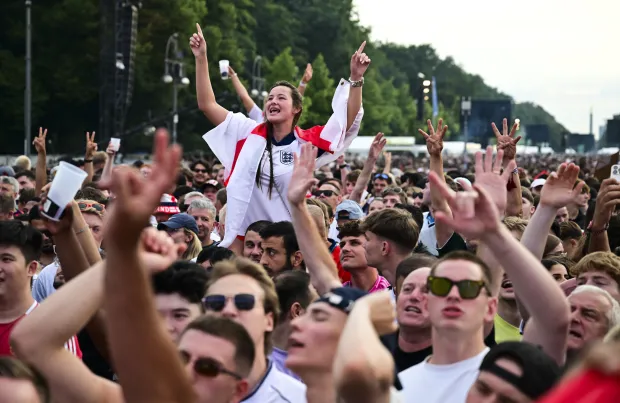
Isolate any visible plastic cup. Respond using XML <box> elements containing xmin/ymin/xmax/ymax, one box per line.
<box><xmin>110</xmin><ymin>137</ymin><xmax>121</xmax><ymax>152</ymax></box>
<box><xmin>219</xmin><ymin>60</ymin><xmax>229</xmax><ymax>80</ymax></box>
<box><xmin>42</xmin><ymin>162</ymin><xmax>87</xmax><ymax>221</ymax></box>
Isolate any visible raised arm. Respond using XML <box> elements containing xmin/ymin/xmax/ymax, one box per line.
<box><xmin>419</xmin><ymin>119</ymin><xmax>452</xmax><ymax>247</ymax></box>
<box><xmin>11</xmin><ymin>260</ymin><xmax>121</xmax><ymax>403</ymax></box>
<box><xmin>288</xmin><ymin>144</ymin><xmax>341</xmax><ymax>295</ymax></box>
<box><xmin>228</xmin><ymin>66</ymin><xmax>258</xmax><ymax>114</ymax></box>
<box><xmin>431</xmin><ymin>169</ymin><xmax>570</xmax><ymax>365</ymax></box>
<box><xmin>334</xmin><ymin>291</ymin><xmax>398</xmax><ymax>403</ymax></box>
<box><xmin>493</xmin><ymin>120</ymin><xmax>523</xmax><ymax>217</ymax></box>
<box><xmin>588</xmin><ymin>178</ymin><xmax>620</xmax><ymax>253</ymax></box>
<box><xmin>297</xmin><ymin>63</ymin><xmax>313</xmax><ymax>97</ymax></box>
<box><xmin>349</xmin><ymin>133</ymin><xmax>385</xmax><ymax>204</ymax></box>
<box><xmin>100</xmin><ymin>129</ymin><xmax>195</xmax><ymax>403</ymax></box>
<box><xmin>32</xmin><ymin>127</ymin><xmax>48</xmax><ymax>196</ymax></box>
<box><xmin>190</xmin><ymin>23</ymin><xmax>228</xmax><ymax>126</ymax></box>
<box><xmin>84</xmin><ymin>132</ymin><xmax>97</xmax><ymax>183</ymax></box>
<box><xmin>347</xmin><ymin>42</ymin><xmax>370</xmax><ymax>131</ymax></box>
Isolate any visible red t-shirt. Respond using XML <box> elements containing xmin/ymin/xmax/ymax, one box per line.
<box><xmin>0</xmin><ymin>301</ymin><xmax>82</xmax><ymax>358</ymax></box>
<box><xmin>330</xmin><ymin>243</ymin><xmax>351</xmax><ymax>283</ymax></box>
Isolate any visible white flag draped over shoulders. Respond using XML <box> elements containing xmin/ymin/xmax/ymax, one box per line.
<box><xmin>203</xmin><ymin>78</ymin><xmax>363</xmax><ymax>247</ymax></box>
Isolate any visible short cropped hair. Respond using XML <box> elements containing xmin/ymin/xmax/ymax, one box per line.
<box><xmin>559</xmin><ymin>221</ymin><xmax>583</xmax><ymax>241</ymax></box>
<box><xmin>208</xmin><ymin>258</ymin><xmax>280</xmax><ymax>354</ymax></box>
<box><xmin>152</xmin><ymin>261</ymin><xmax>209</xmax><ymax>312</ymax></box>
<box><xmin>396</xmin><ymin>253</ymin><xmax>439</xmax><ymax>284</ymax></box>
<box><xmin>273</xmin><ymin>271</ymin><xmax>313</xmax><ymax>323</ymax></box>
<box><xmin>182</xmin><ymin>316</ymin><xmax>255</xmax><ymax>378</ymax></box>
<box><xmin>0</xmin><ymin>221</ymin><xmax>42</xmax><ymax>263</ymax></box>
<box><xmin>571</xmin><ymin>252</ymin><xmax>620</xmax><ymax>290</ymax></box>
<box><xmin>16</xmin><ymin>170</ymin><xmax>35</xmax><ymax>182</ymax></box>
<box><xmin>216</xmin><ymin>188</ymin><xmax>227</xmax><ymax>206</ymax></box>
<box><xmin>245</xmin><ymin>220</ymin><xmax>272</xmax><ymax>236</ymax></box>
<box><xmin>259</xmin><ymin>221</ymin><xmax>300</xmax><ymax>257</ymax></box>
<box><xmin>361</xmin><ymin>208</ymin><xmax>419</xmax><ymax>253</ymax></box>
<box><xmin>188</xmin><ymin>198</ymin><xmax>216</xmax><ymax>219</ymax></box>
<box><xmin>338</xmin><ymin>220</ymin><xmax>364</xmax><ymax>240</ymax></box>
<box><xmin>432</xmin><ymin>251</ymin><xmax>494</xmax><ymax>290</ymax></box>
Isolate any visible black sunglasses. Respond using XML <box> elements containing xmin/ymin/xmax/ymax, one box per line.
<box><xmin>411</xmin><ymin>192</ymin><xmax>423</xmax><ymax>198</ymax></box>
<box><xmin>193</xmin><ymin>168</ymin><xmax>208</xmax><ymax>173</ymax></box>
<box><xmin>203</xmin><ymin>294</ymin><xmax>256</xmax><ymax>312</ymax></box>
<box><xmin>180</xmin><ymin>353</ymin><xmax>242</xmax><ymax>380</ymax></box>
<box><xmin>427</xmin><ymin>276</ymin><xmax>489</xmax><ymax>300</ymax></box>
<box><xmin>374</xmin><ymin>173</ymin><xmax>389</xmax><ymax>180</ymax></box>
<box><xmin>314</xmin><ymin>189</ymin><xmax>338</xmax><ymax>197</ymax></box>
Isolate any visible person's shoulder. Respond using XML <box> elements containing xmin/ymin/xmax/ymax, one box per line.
<box><xmin>271</xmin><ymin>367</ymin><xmax>306</xmax><ymax>391</ymax></box>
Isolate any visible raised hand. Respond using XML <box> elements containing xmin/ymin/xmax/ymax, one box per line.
<box><xmin>85</xmin><ymin>132</ymin><xmax>97</xmax><ymax>159</ymax></box>
<box><xmin>359</xmin><ymin>291</ymin><xmax>398</xmax><ymax>336</ymax></box>
<box><xmin>539</xmin><ymin>163</ymin><xmax>584</xmax><ymax>209</ymax></box>
<box><xmin>419</xmin><ymin>119</ymin><xmax>447</xmax><ymax>157</ymax></box>
<box><xmin>591</xmin><ymin>178</ymin><xmax>620</xmax><ymax>229</ymax></box>
<box><xmin>228</xmin><ymin>65</ymin><xmax>237</xmax><ymax>78</ymax></box>
<box><xmin>368</xmin><ymin>132</ymin><xmax>387</xmax><ymax>161</ymax></box>
<box><xmin>33</xmin><ymin>127</ymin><xmax>47</xmax><ymax>155</ymax></box>
<box><xmin>302</xmin><ymin>63</ymin><xmax>313</xmax><ymax>84</ymax></box>
<box><xmin>41</xmin><ymin>200</ymin><xmax>75</xmax><ymax>236</ymax></box>
<box><xmin>189</xmin><ymin>23</ymin><xmax>207</xmax><ymax>58</ymax></box>
<box><xmin>430</xmin><ymin>171</ymin><xmax>502</xmax><ymax>241</ymax></box>
<box><xmin>474</xmin><ymin>146</ymin><xmax>516</xmax><ymax>214</ymax></box>
<box><xmin>492</xmin><ymin>118</ymin><xmax>521</xmax><ymax>162</ymax></box>
<box><xmin>288</xmin><ymin>143</ymin><xmax>318</xmax><ymax>206</ymax></box>
<box><xmin>350</xmin><ymin>41</ymin><xmax>371</xmax><ymax>81</ymax></box>
<box><xmin>105</xmin><ymin>141</ymin><xmax>116</xmax><ymax>155</ymax></box>
<box><xmin>139</xmin><ymin>227</ymin><xmax>186</xmax><ymax>273</ymax></box>
<box><xmin>101</xmin><ymin>128</ymin><xmax>182</xmax><ymax>244</ymax></box>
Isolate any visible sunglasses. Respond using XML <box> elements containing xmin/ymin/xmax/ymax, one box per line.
<box><xmin>314</xmin><ymin>190</ymin><xmax>338</xmax><ymax>197</ymax></box>
<box><xmin>427</xmin><ymin>276</ymin><xmax>489</xmax><ymax>300</ymax></box>
<box><xmin>203</xmin><ymin>294</ymin><xmax>256</xmax><ymax>312</ymax></box>
<box><xmin>180</xmin><ymin>353</ymin><xmax>242</xmax><ymax>380</ymax></box>
<box><xmin>411</xmin><ymin>192</ymin><xmax>423</xmax><ymax>198</ymax></box>
<box><xmin>193</xmin><ymin>169</ymin><xmax>208</xmax><ymax>173</ymax></box>
<box><xmin>374</xmin><ymin>173</ymin><xmax>389</xmax><ymax>180</ymax></box>
<box><xmin>78</xmin><ymin>201</ymin><xmax>105</xmax><ymax>212</ymax></box>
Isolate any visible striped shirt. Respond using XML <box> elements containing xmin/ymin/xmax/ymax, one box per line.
<box><xmin>0</xmin><ymin>301</ymin><xmax>82</xmax><ymax>357</ymax></box>
<box><xmin>343</xmin><ymin>275</ymin><xmax>392</xmax><ymax>293</ymax></box>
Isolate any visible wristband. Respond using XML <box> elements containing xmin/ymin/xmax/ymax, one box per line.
<box><xmin>299</xmin><ymin>81</ymin><xmax>307</xmax><ymax>87</ymax></box>
<box><xmin>339</xmin><ymin>164</ymin><xmax>350</xmax><ymax>169</ymax></box>
<box><xmin>84</xmin><ymin>159</ymin><xmax>93</xmax><ymax>163</ymax></box>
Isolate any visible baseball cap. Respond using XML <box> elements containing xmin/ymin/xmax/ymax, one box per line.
<box><xmin>479</xmin><ymin>341</ymin><xmax>560</xmax><ymax>400</ymax></box>
<box><xmin>154</xmin><ymin>194</ymin><xmax>181</xmax><ymax>215</ymax></box>
<box><xmin>315</xmin><ymin>287</ymin><xmax>367</xmax><ymax>314</ymax></box>
<box><xmin>203</xmin><ymin>179</ymin><xmax>222</xmax><ymax>190</ymax></box>
<box><xmin>531</xmin><ymin>178</ymin><xmax>546</xmax><ymax>189</ymax></box>
<box><xmin>335</xmin><ymin>200</ymin><xmax>364</xmax><ymax>221</ymax></box>
<box><xmin>157</xmin><ymin>213</ymin><xmax>199</xmax><ymax>235</ymax></box>
<box><xmin>0</xmin><ymin>166</ymin><xmax>16</xmax><ymax>177</ymax></box>
<box><xmin>454</xmin><ymin>177</ymin><xmax>472</xmax><ymax>189</ymax></box>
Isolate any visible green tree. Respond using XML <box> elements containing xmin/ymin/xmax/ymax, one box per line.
<box><xmin>265</xmin><ymin>47</ymin><xmax>297</xmax><ymax>86</ymax></box>
<box><xmin>302</xmin><ymin>54</ymin><xmax>335</xmax><ymax>126</ymax></box>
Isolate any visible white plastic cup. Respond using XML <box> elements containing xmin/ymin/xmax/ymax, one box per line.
<box><xmin>42</xmin><ymin>162</ymin><xmax>88</xmax><ymax>221</ymax></box>
<box><xmin>110</xmin><ymin>137</ymin><xmax>121</xmax><ymax>152</ymax></box>
<box><xmin>219</xmin><ymin>60</ymin><xmax>229</xmax><ymax>80</ymax></box>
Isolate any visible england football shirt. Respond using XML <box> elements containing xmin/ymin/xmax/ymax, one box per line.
<box><xmin>242</xmin><ymin>360</ymin><xmax>306</xmax><ymax>403</ymax></box>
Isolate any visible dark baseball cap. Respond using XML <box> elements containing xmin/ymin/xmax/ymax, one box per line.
<box><xmin>157</xmin><ymin>213</ymin><xmax>199</xmax><ymax>236</ymax></box>
<box><xmin>479</xmin><ymin>341</ymin><xmax>560</xmax><ymax>400</ymax></box>
<box><xmin>316</xmin><ymin>287</ymin><xmax>367</xmax><ymax>314</ymax></box>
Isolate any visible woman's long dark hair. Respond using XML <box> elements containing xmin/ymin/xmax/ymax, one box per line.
<box><xmin>255</xmin><ymin>81</ymin><xmax>303</xmax><ymax>198</ymax></box>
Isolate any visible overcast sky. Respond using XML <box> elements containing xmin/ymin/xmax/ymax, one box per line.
<box><xmin>354</xmin><ymin>0</ymin><xmax>619</xmax><ymax>134</ymax></box>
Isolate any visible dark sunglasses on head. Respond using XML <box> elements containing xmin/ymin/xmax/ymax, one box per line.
<box><xmin>427</xmin><ymin>276</ymin><xmax>489</xmax><ymax>300</ymax></box>
<box><xmin>180</xmin><ymin>353</ymin><xmax>242</xmax><ymax>380</ymax></box>
<box><xmin>314</xmin><ymin>189</ymin><xmax>338</xmax><ymax>197</ymax></box>
<box><xmin>78</xmin><ymin>201</ymin><xmax>105</xmax><ymax>212</ymax></box>
<box><xmin>374</xmin><ymin>173</ymin><xmax>389</xmax><ymax>180</ymax></box>
<box><xmin>193</xmin><ymin>168</ymin><xmax>208</xmax><ymax>173</ymax></box>
<box><xmin>203</xmin><ymin>294</ymin><xmax>256</xmax><ymax>312</ymax></box>
<box><xmin>411</xmin><ymin>192</ymin><xmax>423</xmax><ymax>198</ymax></box>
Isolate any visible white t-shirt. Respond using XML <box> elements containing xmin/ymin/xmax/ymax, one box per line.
<box><xmin>419</xmin><ymin>212</ymin><xmax>438</xmax><ymax>256</ymax></box>
<box><xmin>398</xmin><ymin>347</ymin><xmax>489</xmax><ymax>403</ymax></box>
<box><xmin>242</xmin><ymin>360</ymin><xmax>307</xmax><ymax>403</ymax></box>
<box><xmin>249</xmin><ymin>104</ymin><xmax>264</xmax><ymax>123</ymax></box>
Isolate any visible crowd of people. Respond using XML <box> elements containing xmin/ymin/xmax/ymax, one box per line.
<box><xmin>1</xmin><ymin>22</ymin><xmax>620</xmax><ymax>403</ymax></box>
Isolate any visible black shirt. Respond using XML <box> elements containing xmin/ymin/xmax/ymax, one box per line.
<box><xmin>77</xmin><ymin>331</ymin><xmax>116</xmax><ymax>382</ymax></box>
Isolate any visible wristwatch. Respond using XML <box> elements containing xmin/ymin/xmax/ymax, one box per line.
<box><xmin>348</xmin><ymin>77</ymin><xmax>364</xmax><ymax>87</ymax></box>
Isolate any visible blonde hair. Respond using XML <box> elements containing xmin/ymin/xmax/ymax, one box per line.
<box><xmin>182</xmin><ymin>229</ymin><xmax>202</xmax><ymax>261</ymax></box>
<box><xmin>571</xmin><ymin>252</ymin><xmax>620</xmax><ymax>288</ymax></box>
<box><xmin>503</xmin><ymin>217</ymin><xmax>529</xmax><ymax>236</ymax></box>
<box><xmin>14</xmin><ymin>156</ymin><xmax>31</xmax><ymax>171</ymax></box>
<box><xmin>208</xmin><ymin>258</ymin><xmax>280</xmax><ymax>354</ymax></box>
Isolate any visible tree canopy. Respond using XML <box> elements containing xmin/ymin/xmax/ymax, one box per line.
<box><xmin>0</xmin><ymin>0</ymin><xmax>568</xmax><ymax>154</ymax></box>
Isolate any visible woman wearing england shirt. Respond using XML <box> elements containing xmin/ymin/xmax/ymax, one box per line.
<box><xmin>190</xmin><ymin>23</ymin><xmax>369</xmax><ymax>251</ymax></box>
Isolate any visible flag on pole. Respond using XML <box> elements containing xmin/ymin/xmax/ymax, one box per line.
<box><xmin>431</xmin><ymin>76</ymin><xmax>439</xmax><ymax>117</ymax></box>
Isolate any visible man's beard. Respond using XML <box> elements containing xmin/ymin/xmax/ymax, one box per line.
<box><xmin>42</xmin><ymin>241</ymin><xmax>54</xmax><ymax>255</ymax></box>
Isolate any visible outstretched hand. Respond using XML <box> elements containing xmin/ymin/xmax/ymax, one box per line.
<box><xmin>430</xmin><ymin>171</ymin><xmax>502</xmax><ymax>241</ymax></box>
<box><xmin>302</xmin><ymin>63</ymin><xmax>313</xmax><ymax>84</ymax></box>
<box><xmin>350</xmin><ymin>41</ymin><xmax>371</xmax><ymax>81</ymax></box>
<box><xmin>492</xmin><ymin>118</ymin><xmax>521</xmax><ymax>162</ymax></box>
<box><xmin>474</xmin><ymin>146</ymin><xmax>516</xmax><ymax>214</ymax></box>
<box><xmin>539</xmin><ymin>163</ymin><xmax>584</xmax><ymax>209</ymax></box>
<box><xmin>100</xmin><ymin>128</ymin><xmax>182</xmax><ymax>247</ymax></box>
<box><xmin>288</xmin><ymin>143</ymin><xmax>318</xmax><ymax>206</ymax></box>
<box><xmin>419</xmin><ymin>119</ymin><xmax>447</xmax><ymax>157</ymax></box>
<box><xmin>368</xmin><ymin>132</ymin><xmax>387</xmax><ymax>161</ymax></box>
<box><xmin>189</xmin><ymin>23</ymin><xmax>207</xmax><ymax>58</ymax></box>
<box><xmin>33</xmin><ymin>127</ymin><xmax>47</xmax><ymax>155</ymax></box>
<box><xmin>85</xmin><ymin>132</ymin><xmax>97</xmax><ymax>159</ymax></box>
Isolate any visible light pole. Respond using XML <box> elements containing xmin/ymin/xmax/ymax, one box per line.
<box><xmin>25</xmin><ymin>0</ymin><xmax>32</xmax><ymax>155</ymax></box>
<box><xmin>163</xmin><ymin>33</ymin><xmax>189</xmax><ymax>144</ymax></box>
<box><xmin>461</xmin><ymin>97</ymin><xmax>472</xmax><ymax>170</ymax></box>
<box><xmin>251</xmin><ymin>56</ymin><xmax>268</xmax><ymax>104</ymax></box>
